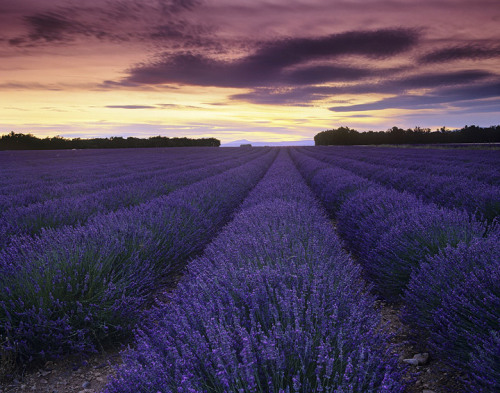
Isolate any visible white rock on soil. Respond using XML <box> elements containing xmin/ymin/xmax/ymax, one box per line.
<box><xmin>414</xmin><ymin>353</ymin><xmax>429</xmax><ymax>365</ymax></box>
<box><xmin>403</xmin><ymin>352</ymin><xmax>429</xmax><ymax>366</ymax></box>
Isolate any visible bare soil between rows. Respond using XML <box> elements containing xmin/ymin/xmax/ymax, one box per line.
<box><xmin>1</xmin><ymin>345</ymin><xmax>124</xmax><ymax>393</ymax></box>
<box><xmin>375</xmin><ymin>300</ymin><xmax>465</xmax><ymax>393</ymax></box>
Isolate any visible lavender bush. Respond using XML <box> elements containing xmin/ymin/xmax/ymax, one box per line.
<box><xmin>365</xmin><ymin>204</ymin><xmax>486</xmax><ymax>301</ymax></box>
<box><xmin>308</xmin><ymin>167</ymin><xmax>372</xmax><ymax>214</ymax></box>
<box><xmin>336</xmin><ymin>187</ymin><xmax>419</xmax><ymax>257</ymax></box>
<box><xmin>292</xmin><ymin>148</ymin><xmax>488</xmax><ymax>301</ymax></box>
<box><xmin>292</xmin><ymin>147</ymin><xmax>497</xmax><ymax>390</ymax></box>
<box><xmin>403</xmin><ymin>228</ymin><xmax>500</xmax><ymax>391</ymax></box>
<box><xmin>0</xmin><ymin>148</ymin><xmax>224</xmax><ymax>209</ymax></box>
<box><xmin>2</xmin><ymin>144</ymin><xmax>495</xmax><ymax>390</ymax></box>
<box><xmin>308</xmin><ymin>146</ymin><xmax>500</xmax><ymax>185</ymax></box>
<box><xmin>0</xmin><ymin>150</ymin><xmax>275</xmax><ymax>368</ymax></box>
<box><xmin>0</xmin><ymin>150</ymin><xmax>261</xmax><ymax>248</ymax></box>
<box><xmin>298</xmin><ymin>147</ymin><xmax>500</xmax><ymax>220</ymax></box>
<box><xmin>104</xmin><ymin>151</ymin><xmax>405</xmax><ymax>392</ymax></box>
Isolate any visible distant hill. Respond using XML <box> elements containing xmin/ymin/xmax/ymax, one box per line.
<box><xmin>221</xmin><ymin>139</ymin><xmax>314</xmax><ymax>147</ymax></box>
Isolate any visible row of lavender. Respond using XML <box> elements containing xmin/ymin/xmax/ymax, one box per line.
<box><xmin>0</xmin><ymin>148</ymin><xmax>193</xmax><ymax>200</ymax></box>
<box><xmin>307</xmin><ymin>146</ymin><xmax>500</xmax><ymax>185</ymax></box>
<box><xmin>0</xmin><ymin>147</ymin><xmax>231</xmax><ymax>184</ymax></box>
<box><xmin>105</xmin><ymin>149</ymin><xmax>405</xmax><ymax>392</ymax></box>
<box><xmin>0</xmin><ymin>148</ymin><xmax>275</xmax><ymax>370</ymax></box>
<box><xmin>310</xmin><ymin>144</ymin><xmax>500</xmax><ymax>167</ymax></box>
<box><xmin>0</xmin><ymin>148</ymin><xmax>257</xmax><ymax>211</ymax></box>
<box><xmin>291</xmin><ymin>148</ymin><xmax>499</xmax><ymax>392</ymax></box>
<box><xmin>300</xmin><ymin>146</ymin><xmax>500</xmax><ymax>220</ymax></box>
<box><xmin>0</xmin><ymin>149</ymin><xmax>264</xmax><ymax>248</ymax></box>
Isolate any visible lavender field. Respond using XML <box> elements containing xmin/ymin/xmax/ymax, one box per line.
<box><xmin>0</xmin><ymin>146</ymin><xmax>498</xmax><ymax>392</ymax></box>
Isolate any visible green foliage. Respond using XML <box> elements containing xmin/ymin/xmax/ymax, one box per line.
<box><xmin>314</xmin><ymin>125</ymin><xmax>500</xmax><ymax>145</ymax></box>
<box><xmin>0</xmin><ymin>132</ymin><xmax>220</xmax><ymax>150</ymax></box>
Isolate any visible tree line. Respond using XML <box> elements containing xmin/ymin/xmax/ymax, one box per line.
<box><xmin>0</xmin><ymin>132</ymin><xmax>220</xmax><ymax>150</ymax></box>
<box><xmin>314</xmin><ymin>125</ymin><xmax>500</xmax><ymax>146</ymax></box>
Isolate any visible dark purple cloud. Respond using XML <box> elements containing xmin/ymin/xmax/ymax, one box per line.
<box><xmin>24</xmin><ymin>12</ymin><xmax>76</xmax><ymax>42</ymax></box>
<box><xmin>231</xmin><ymin>70</ymin><xmax>496</xmax><ymax>105</ymax></box>
<box><xmin>7</xmin><ymin>0</ymin><xmax>209</xmax><ymax>47</ymax></box>
<box><xmin>328</xmin><ymin>80</ymin><xmax>500</xmax><ymax>112</ymax></box>
<box><xmin>157</xmin><ymin>103</ymin><xmax>201</xmax><ymax>109</ymax></box>
<box><xmin>396</xmin><ymin>70</ymin><xmax>493</xmax><ymax>88</ymax></box>
<box><xmin>284</xmin><ymin>65</ymin><xmax>373</xmax><ymax>85</ymax></box>
<box><xmin>419</xmin><ymin>44</ymin><xmax>500</xmax><ymax>64</ymax></box>
<box><xmin>237</xmin><ymin>28</ymin><xmax>419</xmax><ymax>69</ymax></box>
<box><xmin>5</xmin><ymin>10</ymin><xmax>104</xmax><ymax>46</ymax></box>
<box><xmin>122</xmin><ymin>28</ymin><xmax>419</xmax><ymax>87</ymax></box>
<box><xmin>231</xmin><ymin>86</ymin><xmax>340</xmax><ymax>105</ymax></box>
<box><xmin>9</xmin><ymin>9</ymin><xmax>127</xmax><ymax>45</ymax></box>
<box><xmin>125</xmin><ymin>53</ymin><xmax>250</xmax><ymax>87</ymax></box>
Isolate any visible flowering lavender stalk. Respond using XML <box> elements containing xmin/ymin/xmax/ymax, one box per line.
<box><xmin>104</xmin><ymin>150</ymin><xmax>404</xmax><ymax>393</ymax></box>
<box><xmin>0</xmin><ymin>149</ymin><xmax>275</xmax><ymax>367</ymax></box>
<box><xmin>297</xmin><ymin>146</ymin><xmax>500</xmax><ymax>220</ymax></box>
<box><xmin>291</xmin><ymin>148</ymin><xmax>487</xmax><ymax>301</ymax></box>
<box><xmin>0</xmin><ymin>149</ymin><xmax>263</xmax><ymax>248</ymax></box>
<box><xmin>336</xmin><ymin>187</ymin><xmax>420</xmax><ymax>257</ymax></box>
<box><xmin>0</xmin><ymin>148</ymin><xmax>223</xmax><ymax>209</ymax></box>
<box><xmin>292</xmin><ymin>147</ymin><xmax>497</xmax><ymax>391</ymax></box>
<box><xmin>403</xmin><ymin>227</ymin><xmax>500</xmax><ymax>392</ymax></box>
<box><xmin>364</xmin><ymin>204</ymin><xmax>486</xmax><ymax>301</ymax></box>
<box><xmin>0</xmin><ymin>148</ymin><xmax>263</xmax><ymax>211</ymax></box>
<box><xmin>307</xmin><ymin>145</ymin><xmax>500</xmax><ymax>185</ymax></box>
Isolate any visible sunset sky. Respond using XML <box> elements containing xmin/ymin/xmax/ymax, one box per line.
<box><xmin>1</xmin><ymin>0</ymin><xmax>499</xmax><ymax>143</ymax></box>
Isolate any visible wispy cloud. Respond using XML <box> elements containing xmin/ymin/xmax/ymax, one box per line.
<box><xmin>329</xmin><ymin>80</ymin><xmax>500</xmax><ymax>112</ymax></box>
<box><xmin>6</xmin><ymin>0</ymin><xmax>210</xmax><ymax>48</ymax></box>
<box><xmin>104</xmin><ymin>104</ymin><xmax>204</xmax><ymax>110</ymax></box>
<box><xmin>419</xmin><ymin>44</ymin><xmax>500</xmax><ymax>64</ymax></box>
<box><xmin>105</xmin><ymin>105</ymin><xmax>156</xmax><ymax>109</ymax></box>
<box><xmin>231</xmin><ymin>70</ymin><xmax>496</xmax><ymax>105</ymax></box>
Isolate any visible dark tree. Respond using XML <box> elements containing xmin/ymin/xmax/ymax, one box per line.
<box><xmin>314</xmin><ymin>125</ymin><xmax>500</xmax><ymax>145</ymax></box>
<box><xmin>0</xmin><ymin>132</ymin><xmax>220</xmax><ymax>150</ymax></box>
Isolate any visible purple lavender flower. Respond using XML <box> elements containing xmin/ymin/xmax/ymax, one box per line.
<box><xmin>403</xmin><ymin>227</ymin><xmax>500</xmax><ymax>391</ymax></box>
<box><xmin>104</xmin><ymin>150</ymin><xmax>404</xmax><ymax>392</ymax></box>
<box><xmin>0</xmin><ymin>148</ymin><xmax>275</xmax><ymax>365</ymax></box>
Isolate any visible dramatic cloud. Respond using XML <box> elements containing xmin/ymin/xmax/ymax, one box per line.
<box><xmin>395</xmin><ymin>70</ymin><xmax>493</xmax><ymax>88</ymax></box>
<box><xmin>122</xmin><ymin>28</ymin><xmax>418</xmax><ymax>87</ymax></box>
<box><xmin>283</xmin><ymin>65</ymin><xmax>374</xmax><ymax>85</ymax></box>
<box><xmin>7</xmin><ymin>0</ymin><xmax>209</xmax><ymax>47</ymax></box>
<box><xmin>329</xmin><ymin>80</ymin><xmax>500</xmax><ymax>112</ymax></box>
<box><xmin>9</xmin><ymin>10</ymin><xmax>121</xmax><ymax>45</ymax></box>
<box><xmin>231</xmin><ymin>70</ymin><xmax>496</xmax><ymax>105</ymax></box>
<box><xmin>419</xmin><ymin>44</ymin><xmax>500</xmax><ymax>64</ymax></box>
<box><xmin>24</xmin><ymin>12</ymin><xmax>78</xmax><ymax>42</ymax></box>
